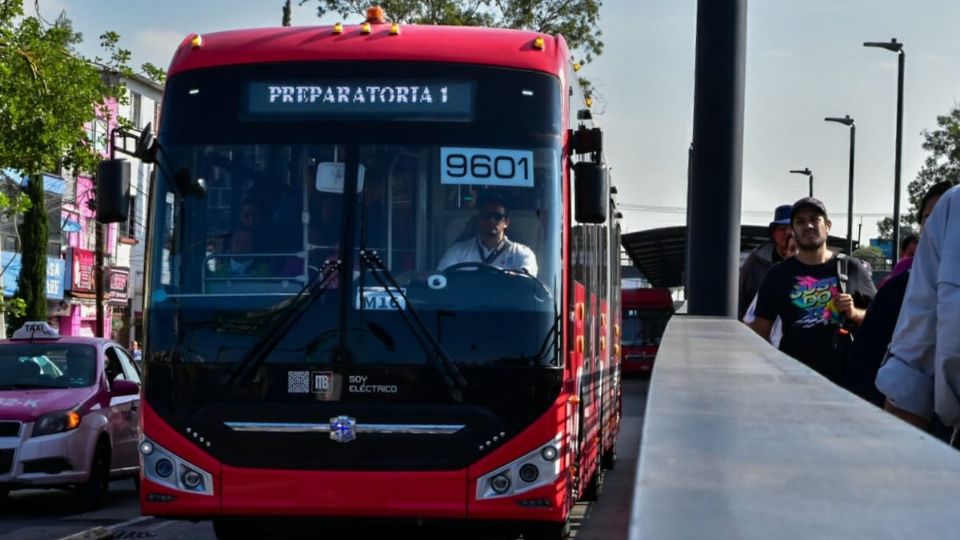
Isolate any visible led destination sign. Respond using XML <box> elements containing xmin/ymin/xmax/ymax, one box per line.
<box><xmin>246</xmin><ymin>81</ymin><xmax>474</xmax><ymax>121</ymax></box>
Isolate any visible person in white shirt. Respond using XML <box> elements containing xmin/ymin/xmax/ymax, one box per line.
<box><xmin>876</xmin><ymin>184</ymin><xmax>960</xmax><ymax>438</ymax></box>
<box><xmin>436</xmin><ymin>191</ymin><xmax>538</xmax><ymax>276</ymax></box>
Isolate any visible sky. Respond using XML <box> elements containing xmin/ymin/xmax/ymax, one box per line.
<box><xmin>36</xmin><ymin>0</ymin><xmax>960</xmax><ymax>243</ymax></box>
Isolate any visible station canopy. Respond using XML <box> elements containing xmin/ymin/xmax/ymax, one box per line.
<box><xmin>621</xmin><ymin>225</ymin><xmax>854</xmax><ymax>289</ymax></box>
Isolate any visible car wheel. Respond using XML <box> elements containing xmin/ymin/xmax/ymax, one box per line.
<box><xmin>79</xmin><ymin>441</ymin><xmax>110</xmax><ymax>510</ymax></box>
<box><xmin>213</xmin><ymin>519</ymin><xmax>264</xmax><ymax>540</ymax></box>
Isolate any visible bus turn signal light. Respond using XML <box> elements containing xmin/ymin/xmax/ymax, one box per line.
<box><xmin>361</xmin><ymin>22</ymin><xmax>372</xmax><ymax>34</ymax></box>
<box><xmin>366</xmin><ymin>5</ymin><xmax>387</xmax><ymax>23</ymax></box>
<box><xmin>390</xmin><ymin>23</ymin><xmax>400</xmax><ymax>35</ymax></box>
<box><xmin>333</xmin><ymin>22</ymin><xmax>343</xmax><ymax>34</ymax></box>
<box><xmin>534</xmin><ymin>36</ymin><xmax>545</xmax><ymax>50</ymax></box>
<box><xmin>191</xmin><ymin>35</ymin><xmax>203</xmax><ymax>49</ymax></box>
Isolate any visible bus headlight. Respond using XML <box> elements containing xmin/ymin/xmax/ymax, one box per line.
<box><xmin>519</xmin><ymin>463</ymin><xmax>540</xmax><ymax>483</ymax></box>
<box><xmin>476</xmin><ymin>435</ymin><xmax>563</xmax><ymax>500</ymax></box>
<box><xmin>490</xmin><ymin>473</ymin><xmax>512</xmax><ymax>494</ymax></box>
<box><xmin>140</xmin><ymin>438</ymin><xmax>214</xmax><ymax>496</ymax></box>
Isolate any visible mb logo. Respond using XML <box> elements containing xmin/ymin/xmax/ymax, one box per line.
<box><xmin>312</xmin><ymin>372</ymin><xmax>334</xmax><ymax>395</ymax></box>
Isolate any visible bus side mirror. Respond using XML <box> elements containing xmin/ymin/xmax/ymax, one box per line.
<box><xmin>570</xmin><ymin>127</ymin><xmax>602</xmax><ymax>155</ymax></box>
<box><xmin>96</xmin><ymin>159</ymin><xmax>130</xmax><ymax>224</ymax></box>
<box><xmin>574</xmin><ymin>162</ymin><xmax>608</xmax><ymax>224</ymax></box>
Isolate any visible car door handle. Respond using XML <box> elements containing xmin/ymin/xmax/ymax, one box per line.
<box><xmin>130</xmin><ymin>402</ymin><xmax>139</xmax><ymax>412</ymax></box>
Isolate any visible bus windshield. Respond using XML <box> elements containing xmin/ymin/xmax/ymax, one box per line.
<box><xmin>622</xmin><ymin>309</ymin><xmax>671</xmax><ymax>348</ymax></box>
<box><xmin>147</xmin><ymin>62</ymin><xmax>563</xmax><ymax>368</ymax></box>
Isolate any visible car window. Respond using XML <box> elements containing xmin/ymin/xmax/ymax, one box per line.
<box><xmin>104</xmin><ymin>347</ymin><xmax>127</xmax><ymax>384</ymax></box>
<box><xmin>113</xmin><ymin>347</ymin><xmax>141</xmax><ymax>385</ymax></box>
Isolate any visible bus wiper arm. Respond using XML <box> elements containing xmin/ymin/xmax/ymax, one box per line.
<box><xmin>358</xmin><ymin>250</ymin><xmax>467</xmax><ymax>401</ymax></box>
<box><xmin>223</xmin><ymin>259</ymin><xmax>342</xmax><ymax>387</ymax></box>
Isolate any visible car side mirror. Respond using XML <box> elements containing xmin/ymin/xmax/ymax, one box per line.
<box><xmin>111</xmin><ymin>379</ymin><xmax>139</xmax><ymax>397</ymax></box>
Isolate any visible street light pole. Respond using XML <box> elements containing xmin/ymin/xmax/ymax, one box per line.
<box><xmin>825</xmin><ymin>115</ymin><xmax>856</xmax><ymax>255</ymax></box>
<box><xmin>864</xmin><ymin>38</ymin><xmax>905</xmax><ymax>260</ymax></box>
<box><xmin>789</xmin><ymin>168</ymin><xmax>813</xmax><ymax>197</ymax></box>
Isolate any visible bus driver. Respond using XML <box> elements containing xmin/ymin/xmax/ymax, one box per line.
<box><xmin>437</xmin><ymin>191</ymin><xmax>538</xmax><ymax>276</ymax></box>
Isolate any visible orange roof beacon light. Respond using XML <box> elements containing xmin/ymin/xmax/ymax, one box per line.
<box><xmin>333</xmin><ymin>22</ymin><xmax>344</xmax><ymax>35</ymax></box>
<box><xmin>191</xmin><ymin>34</ymin><xmax>203</xmax><ymax>49</ymax></box>
<box><xmin>366</xmin><ymin>5</ymin><xmax>387</xmax><ymax>24</ymax></box>
<box><xmin>533</xmin><ymin>36</ymin><xmax>545</xmax><ymax>50</ymax></box>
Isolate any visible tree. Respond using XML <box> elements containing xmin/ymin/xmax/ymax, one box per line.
<box><xmin>299</xmin><ymin>0</ymin><xmax>604</xmax><ymax>77</ymax></box>
<box><xmin>0</xmin><ymin>1</ymin><xmax>131</xmax><ymax>327</ymax></box>
<box><xmin>876</xmin><ymin>104</ymin><xmax>960</xmax><ymax>240</ymax></box>
<box><xmin>852</xmin><ymin>245</ymin><xmax>885</xmax><ymax>272</ymax></box>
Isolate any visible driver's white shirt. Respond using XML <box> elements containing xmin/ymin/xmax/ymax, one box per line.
<box><xmin>436</xmin><ymin>236</ymin><xmax>538</xmax><ymax>276</ymax></box>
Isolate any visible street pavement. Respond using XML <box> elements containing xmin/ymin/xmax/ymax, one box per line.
<box><xmin>0</xmin><ymin>378</ymin><xmax>650</xmax><ymax>540</ymax></box>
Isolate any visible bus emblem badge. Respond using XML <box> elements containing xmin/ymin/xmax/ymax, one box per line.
<box><xmin>330</xmin><ymin>415</ymin><xmax>357</xmax><ymax>443</ymax></box>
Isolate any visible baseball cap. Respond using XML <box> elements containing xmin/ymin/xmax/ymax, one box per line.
<box><xmin>769</xmin><ymin>205</ymin><xmax>792</xmax><ymax>228</ymax></box>
<box><xmin>790</xmin><ymin>197</ymin><xmax>828</xmax><ymax>221</ymax></box>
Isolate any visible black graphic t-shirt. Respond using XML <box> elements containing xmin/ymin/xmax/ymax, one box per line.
<box><xmin>755</xmin><ymin>255</ymin><xmax>876</xmax><ymax>383</ymax></box>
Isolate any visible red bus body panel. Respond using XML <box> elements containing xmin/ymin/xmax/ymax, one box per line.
<box><xmin>168</xmin><ymin>25</ymin><xmax>567</xmax><ymax>79</ymax></box>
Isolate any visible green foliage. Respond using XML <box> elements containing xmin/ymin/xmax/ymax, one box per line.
<box><xmin>0</xmin><ymin>1</ymin><xmax>133</xmax><ymax>321</ymax></box>
<box><xmin>875</xmin><ymin>216</ymin><xmax>915</xmax><ymax>242</ymax></box>
<box><xmin>875</xmin><ymin>104</ymin><xmax>960</xmax><ymax>240</ymax></box>
<box><xmin>852</xmin><ymin>245</ymin><xmax>886</xmax><ymax>271</ymax></box>
<box><xmin>12</xmin><ymin>174</ymin><xmax>47</xmax><ymax>327</ymax></box>
<box><xmin>140</xmin><ymin>62</ymin><xmax>166</xmax><ymax>85</ymax></box>
<box><xmin>300</xmin><ymin>0</ymin><xmax>604</xmax><ymax>68</ymax></box>
<box><xmin>4</xmin><ymin>297</ymin><xmax>25</xmax><ymax>319</ymax></box>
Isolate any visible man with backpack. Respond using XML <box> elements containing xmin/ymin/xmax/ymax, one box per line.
<box><xmin>749</xmin><ymin>197</ymin><xmax>877</xmax><ymax>384</ymax></box>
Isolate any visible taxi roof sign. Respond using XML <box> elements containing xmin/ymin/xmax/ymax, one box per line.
<box><xmin>12</xmin><ymin>321</ymin><xmax>61</xmax><ymax>340</ymax></box>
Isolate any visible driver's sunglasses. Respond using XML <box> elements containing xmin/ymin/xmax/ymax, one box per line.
<box><xmin>480</xmin><ymin>211</ymin><xmax>506</xmax><ymax>222</ymax></box>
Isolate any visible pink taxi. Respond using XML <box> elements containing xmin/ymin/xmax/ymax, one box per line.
<box><xmin>0</xmin><ymin>322</ymin><xmax>141</xmax><ymax>508</ymax></box>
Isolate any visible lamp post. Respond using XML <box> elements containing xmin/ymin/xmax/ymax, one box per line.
<box><xmin>864</xmin><ymin>38</ymin><xmax>905</xmax><ymax>260</ymax></box>
<box><xmin>825</xmin><ymin>115</ymin><xmax>856</xmax><ymax>255</ymax></box>
<box><xmin>789</xmin><ymin>168</ymin><xmax>814</xmax><ymax>197</ymax></box>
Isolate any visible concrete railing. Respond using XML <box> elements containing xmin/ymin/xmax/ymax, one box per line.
<box><xmin>630</xmin><ymin>316</ymin><xmax>960</xmax><ymax>540</ymax></box>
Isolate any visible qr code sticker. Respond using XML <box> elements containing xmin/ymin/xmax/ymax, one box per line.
<box><xmin>288</xmin><ymin>371</ymin><xmax>310</xmax><ymax>394</ymax></box>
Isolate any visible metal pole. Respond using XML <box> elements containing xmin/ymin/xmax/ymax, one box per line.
<box><xmin>687</xmin><ymin>0</ymin><xmax>747</xmax><ymax>317</ymax></box>
<box><xmin>892</xmin><ymin>50</ymin><xmax>905</xmax><ymax>260</ymax></box>
<box><xmin>809</xmin><ymin>174</ymin><xmax>813</xmax><ymax>198</ymax></box>
<box><xmin>95</xmin><ymin>222</ymin><xmax>104</xmax><ymax>338</ymax></box>
<box><xmin>847</xmin><ymin>124</ymin><xmax>856</xmax><ymax>255</ymax></box>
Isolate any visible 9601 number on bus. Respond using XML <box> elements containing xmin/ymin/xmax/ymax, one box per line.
<box><xmin>440</xmin><ymin>147</ymin><xmax>534</xmax><ymax>187</ymax></box>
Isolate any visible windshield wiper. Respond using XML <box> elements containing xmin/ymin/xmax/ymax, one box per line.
<box><xmin>358</xmin><ymin>250</ymin><xmax>467</xmax><ymax>401</ymax></box>
<box><xmin>223</xmin><ymin>259</ymin><xmax>342</xmax><ymax>387</ymax></box>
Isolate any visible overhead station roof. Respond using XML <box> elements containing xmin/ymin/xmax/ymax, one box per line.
<box><xmin>621</xmin><ymin>226</ymin><xmax>853</xmax><ymax>289</ymax></box>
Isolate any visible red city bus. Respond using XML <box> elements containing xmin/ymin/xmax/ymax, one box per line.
<box><xmin>98</xmin><ymin>12</ymin><xmax>621</xmax><ymax>540</ymax></box>
<box><xmin>620</xmin><ymin>288</ymin><xmax>674</xmax><ymax>375</ymax></box>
